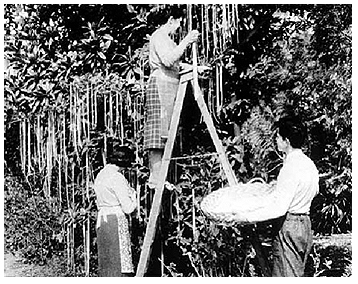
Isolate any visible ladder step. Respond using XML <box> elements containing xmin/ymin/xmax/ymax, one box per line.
<box><xmin>169</xmin><ymin>152</ymin><xmax>217</xmax><ymax>161</ymax></box>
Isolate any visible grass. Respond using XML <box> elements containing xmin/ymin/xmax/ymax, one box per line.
<box><xmin>4</xmin><ymin>233</ymin><xmax>351</xmax><ymax>277</ymax></box>
<box><xmin>4</xmin><ymin>251</ymin><xmax>67</xmax><ymax>277</ymax></box>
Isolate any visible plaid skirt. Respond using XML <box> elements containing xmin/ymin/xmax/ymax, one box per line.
<box><xmin>143</xmin><ymin>75</ymin><xmax>179</xmax><ymax>150</ymax></box>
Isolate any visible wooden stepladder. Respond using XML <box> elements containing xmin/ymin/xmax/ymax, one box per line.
<box><xmin>136</xmin><ymin>65</ymin><xmax>270</xmax><ymax>277</ymax></box>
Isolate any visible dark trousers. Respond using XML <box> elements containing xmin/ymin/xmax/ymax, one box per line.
<box><xmin>271</xmin><ymin>213</ymin><xmax>313</xmax><ymax>277</ymax></box>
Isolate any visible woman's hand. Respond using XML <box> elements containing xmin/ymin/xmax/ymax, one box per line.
<box><xmin>197</xmin><ymin>65</ymin><xmax>211</xmax><ymax>74</ymax></box>
<box><xmin>185</xmin><ymin>30</ymin><xmax>200</xmax><ymax>44</ymax></box>
<box><xmin>179</xmin><ymin>63</ymin><xmax>211</xmax><ymax>75</ymax></box>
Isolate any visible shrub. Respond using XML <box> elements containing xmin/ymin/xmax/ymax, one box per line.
<box><xmin>4</xmin><ymin>171</ymin><xmax>65</xmax><ymax>264</ymax></box>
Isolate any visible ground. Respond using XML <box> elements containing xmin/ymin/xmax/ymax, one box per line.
<box><xmin>3</xmin><ymin>233</ymin><xmax>352</xmax><ymax>277</ymax></box>
<box><xmin>4</xmin><ymin>252</ymin><xmax>58</xmax><ymax>277</ymax></box>
<box><xmin>309</xmin><ymin>233</ymin><xmax>352</xmax><ymax>277</ymax></box>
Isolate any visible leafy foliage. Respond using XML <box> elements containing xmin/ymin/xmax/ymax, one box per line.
<box><xmin>225</xmin><ymin>5</ymin><xmax>352</xmax><ymax>234</ymax></box>
<box><xmin>142</xmin><ymin>155</ymin><xmax>266</xmax><ymax>276</ymax></box>
<box><xmin>4</xmin><ymin>3</ymin><xmax>351</xmax><ymax>276</ymax></box>
<box><xmin>4</xmin><ymin>173</ymin><xmax>64</xmax><ymax>263</ymax></box>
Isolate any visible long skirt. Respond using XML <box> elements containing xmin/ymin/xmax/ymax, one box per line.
<box><xmin>96</xmin><ymin>207</ymin><xmax>134</xmax><ymax>276</ymax></box>
<box><xmin>271</xmin><ymin>213</ymin><xmax>313</xmax><ymax>277</ymax></box>
<box><xmin>143</xmin><ymin>74</ymin><xmax>179</xmax><ymax>150</ymax></box>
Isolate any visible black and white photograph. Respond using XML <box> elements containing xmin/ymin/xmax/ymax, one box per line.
<box><xmin>3</xmin><ymin>3</ymin><xmax>352</xmax><ymax>277</ymax></box>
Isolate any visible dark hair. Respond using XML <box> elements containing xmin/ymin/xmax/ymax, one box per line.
<box><xmin>148</xmin><ymin>4</ymin><xmax>186</xmax><ymax>27</ymax></box>
<box><xmin>276</xmin><ymin>115</ymin><xmax>307</xmax><ymax>148</ymax></box>
<box><xmin>107</xmin><ymin>144</ymin><xmax>134</xmax><ymax>168</ymax></box>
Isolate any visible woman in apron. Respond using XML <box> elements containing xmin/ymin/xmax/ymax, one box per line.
<box><xmin>93</xmin><ymin>145</ymin><xmax>137</xmax><ymax>277</ymax></box>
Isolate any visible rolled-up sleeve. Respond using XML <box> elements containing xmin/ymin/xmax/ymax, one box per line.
<box><xmin>244</xmin><ymin>165</ymin><xmax>297</xmax><ymax>223</ymax></box>
<box><xmin>152</xmin><ymin>33</ymin><xmax>187</xmax><ymax>68</ymax></box>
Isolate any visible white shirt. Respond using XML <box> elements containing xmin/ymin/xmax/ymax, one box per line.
<box><xmin>93</xmin><ymin>164</ymin><xmax>136</xmax><ymax>214</ymax></box>
<box><xmin>245</xmin><ymin>149</ymin><xmax>319</xmax><ymax>223</ymax></box>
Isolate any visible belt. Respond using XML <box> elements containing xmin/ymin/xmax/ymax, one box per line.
<box><xmin>288</xmin><ymin>212</ymin><xmax>309</xmax><ymax>216</ymax></box>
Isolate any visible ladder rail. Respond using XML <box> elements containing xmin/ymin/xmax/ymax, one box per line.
<box><xmin>136</xmin><ymin>66</ymin><xmax>270</xmax><ymax>276</ymax></box>
<box><xmin>193</xmin><ymin>85</ymin><xmax>238</xmax><ymax>186</ymax></box>
<box><xmin>135</xmin><ymin>80</ymin><xmax>189</xmax><ymax>277</ymax></box>
<box><xmin>191</xmin><ymin>42</ymin><xmax>237</xmax><ymax>186</ymax></box>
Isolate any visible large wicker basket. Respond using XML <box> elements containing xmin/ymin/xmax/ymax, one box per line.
<box><xmin>200</xmin><ymin>178</ymin><xmax>276</xmax><ymax>225</ymax></box>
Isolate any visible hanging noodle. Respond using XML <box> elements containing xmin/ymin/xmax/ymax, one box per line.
<box><xmin>52</xmin><ymin>112</ymin><xmax>58</xmax><ymax>162</ymax></box>
<box><xmin>115</xmin><ymin>86</ymin><xmax>120</xmax><ymax>138</ymax></box>
<box><xmin>235</xmin><ymin>4</ymin><xmax>240</xmax><ymax>44</ymax></box>
<box><xmin>212</xmin><ymin>5</ymin><xmax>217</xmax><ymax>56</ymax></box>
<box><xmin>14</xmin><ymin>4</ymin><xmax>247</xmax><ymax>272</ymax></box>
<box><xmin>200</xmin><ymin>5</ymin><xmax>204</xmax><ymax>60</ymax></box>
<box><xmin>72</xmin><ymin>85</ymin><xmax>78</xmax><ymax>154</ymax></box>
<box><xmin>20</xmin><ymin>120</ymin><xmax>25</xmax><ymax>173</ymax></box>
<box><xmin>62</xmin><ymin>111</ymin><xmax>69</xmax><ymax>209</ymax></box>
<box><xmin>76</xmin><ymin>86</ymin><xmax>82</xmax><ymax>149</ymax></box>
<box><xmin>119</xmin><ymin>91</ymin><xmax>124</xmax><ymax>144</ymax></box>
<box><xmin>94</xmin><ymin>82</ymin><xmax>98</xmax><ymax>129</ymax></box>
<box><xmin>36</xmin><ymin>115</ymin><xmax>41</xmax><ymax>171</ymax></box>
<box><xmin>27</xmin><ymin>119</ymin><xmax>31</xmax><ymax>175</ymax></box>
<box><xmin>109</xmin><ymin>84</ymin><xmax>113</xmax><ymax>136</ymax></box>
<box><xmin>205</xmin><ymin>4</ymin><xmax>209</xmax><ymax>59</ymax></box>
<box><xmin>58</xmin><ymin>114</ymin><xmax>63</xmax><ymax>205</ymax></box>
<box><xmin>103</xmin><ymin>90</ymin><xmax>107</xmax><ymax>162</ymax></box>
<box><xmin>218</xmin><ymin>62</ymin><xmax>223</xmax><ymax>117</ymax></box>
<box><xmin>222</xmin><ymin>4</ymin><xmax>226</xmax><ymax>51</ymax></box>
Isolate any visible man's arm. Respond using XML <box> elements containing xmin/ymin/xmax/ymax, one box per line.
<box><xmin>243</xmin><ymin>166</ymin><xmax>298</xmax><ymax>223</ymax></box>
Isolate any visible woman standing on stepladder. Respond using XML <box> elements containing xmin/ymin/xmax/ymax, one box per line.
<box><xmin>143</xmin><ymin>5</ymin><xmax>199</xmax><ymax>190</ymax></box>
